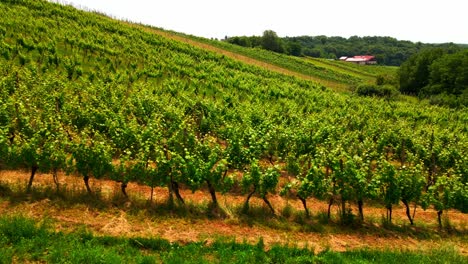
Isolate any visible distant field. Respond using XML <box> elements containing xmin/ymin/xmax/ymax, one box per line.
<box><xmin>306</xmin><ymin>57</ymin><xmax>398</xmax><ymax>79</ymax></box>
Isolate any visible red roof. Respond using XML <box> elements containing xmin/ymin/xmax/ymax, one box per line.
<box><xmin>351</xmin><ymin>55</ymin><xmax>375</xmax><ymax>61</ymax></box>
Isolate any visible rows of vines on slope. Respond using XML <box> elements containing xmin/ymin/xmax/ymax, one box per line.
<box><xmin>194</xmin><ymin>38</ymin><xmax>363</xmax><ymax>86</ymax></box>
<box><xmin>0</xmin><ymin>0</ymin><xmax>466</xmax><ymax>228</ymax></box>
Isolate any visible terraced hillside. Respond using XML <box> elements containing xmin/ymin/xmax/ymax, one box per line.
<box><xmin>0</xmin><ymin>0</ymin><xmax>467</xmax><ymax>262</ymax></box>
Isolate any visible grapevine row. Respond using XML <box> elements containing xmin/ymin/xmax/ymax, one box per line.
<box><xmin>0</xmin><ymin>0</ymin><xmax>466</xmax><ymax>228</ymax></box>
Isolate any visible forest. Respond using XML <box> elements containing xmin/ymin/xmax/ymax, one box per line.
<box><xmin>399</xmin><ymin>47</ymin><xmax>468</xmax><ymax>107</ymax></box>
<box><xmin>225</xmin><ymin>30</ymin><xmax>465</xmax><ymax>66</ymax></box>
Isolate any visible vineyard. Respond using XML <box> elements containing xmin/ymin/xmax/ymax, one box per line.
<box><xmin>184</xmin><ymin>35</ymin><xmax>398</xmax><ymax>91</ymax></box>
<box><xmin>0</xmin><ymin>0</ymin><xmax>467</xmax><ymax>241</ymax></box>
<box><xmin>306</xmin><ymin>57</ymin><xmax>398</xmax><ymax>81</ymax></box>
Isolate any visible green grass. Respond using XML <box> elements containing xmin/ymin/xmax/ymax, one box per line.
<box><xmin>307</xmin><ymin>57</ymin><xmax>398</xmax><ymax>77</ymax></box>
<box><xmin>316</xmin><ymin>246</ymin><xmax>467</xmax><ymax>264</ymax></box>
<box><xmin>0</xmin><ymin>215</ymin><xmax>465</xmax><ymax>263</ymax></box>
<box><xmin>1</xmin><ymin>180</ymin><xmax>465</xmax><ymax>241</ymax></box>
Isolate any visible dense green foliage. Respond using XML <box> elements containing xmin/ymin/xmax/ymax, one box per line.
<box><xmin>180</xmin><ymin>32</ymin><xmax>398</xmax><ymax>90</ymax></box>
<box><xmin>355</xmin><ymin>84</ymin><xmax>399</xmax><ymax>98</ymax></box>
<box><xmin>399</xmin><ymin>47</ymin><xmax>468</xmax><ymax>107</ymax></box>
<box><xmin>0</xmin><ymin>0</ymin><xmax>466</xmax><ymax>229</ymax></box>
<box><xmin>261</xmin><ymin>30</ymin><xmax>284</xmax><ymax>53</ymax></box>
<box><xmin>0</xmin><ymin>215</ymin><xmax>465</xmax><ymax>263</ymax></box>
<box><xmin>226</xmin><ymin>31</ymin><xmax>464</xmax><ymax>66</ymax></box>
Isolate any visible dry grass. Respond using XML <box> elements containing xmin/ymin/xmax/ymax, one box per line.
<box><xmin>0</xmin><ymin>169</ymin><xmax>466</xmax><ymax>256</ymax></box>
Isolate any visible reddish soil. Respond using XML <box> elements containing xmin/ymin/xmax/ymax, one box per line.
<box><xmin>0</xmin><ymin>170</ymin><xmax>466</xmax><ymax>255</ymax></box>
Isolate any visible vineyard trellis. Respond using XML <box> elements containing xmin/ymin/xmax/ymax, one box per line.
<box><xmin>0</xmin><ymin>0</ymin><xmax>466</xmax><ymax>228</ymax></box>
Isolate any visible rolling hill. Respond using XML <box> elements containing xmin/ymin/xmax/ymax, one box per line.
<box><xmin>0</xmin><ymin>0</ymin><xmax>467</xmax><ymax>262</ymax></box>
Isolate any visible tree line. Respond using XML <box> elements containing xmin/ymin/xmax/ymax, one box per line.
<box><xmin>225</xmin><ymin>30</ymin><xmax>464</xmax><ymax>66</ymax></box>
<box><xmin>399</xmin><ymin>47</ymin><xmax>468</xmax><ymax>107</ymax></box>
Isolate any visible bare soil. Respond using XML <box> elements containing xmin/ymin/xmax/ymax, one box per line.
<box><xmin>0</xmin><ymin>170</ymin><xmax>466</xmax><ymax>255</ymax></box>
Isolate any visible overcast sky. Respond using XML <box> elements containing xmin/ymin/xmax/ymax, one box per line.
<box><xmin>57</xmin><ymin>0</ymin><xmax>468</xmax><ymax>44</ymax></box>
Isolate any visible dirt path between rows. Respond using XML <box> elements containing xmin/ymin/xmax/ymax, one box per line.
<box><xmin>0</xmin><ymin>170</ymin><xmax>466</xmax><ymax>255</ymax></box>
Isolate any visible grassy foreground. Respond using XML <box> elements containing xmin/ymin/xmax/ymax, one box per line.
<box><xmin>0</xmin><ymin>215</ymin><xmax>465</xmax><ymax>264</ymax></box>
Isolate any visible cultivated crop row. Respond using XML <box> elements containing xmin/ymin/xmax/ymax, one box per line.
<box><xmin>0</xmin><ymin>0</ymin><xmax>466</xmax><ymax>227</ymax></box>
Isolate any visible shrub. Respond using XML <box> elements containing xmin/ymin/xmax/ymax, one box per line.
<box><xmin>376</xmin><ymin>73</ymin><xmax>398</xmax><ymax>87</ymax></box>
<box><xmin>355</xmin><ymin>84</ymin><xmax>400</xmax><ymax>98</ymax></box>
<box><xmin>0</xmin><ymin>216</ymin><xmax>48</xmax><ymax>244</ymax></box>
<box><xmin>428</xmin><ymin>93</ymin><xmax>468</xmax><ymax>108</ymax></box>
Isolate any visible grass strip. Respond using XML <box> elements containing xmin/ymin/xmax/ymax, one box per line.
<box><xmin>0</xmin><ymin>215</ymin><xmax>465</xmax><ymax>263</ymax></box>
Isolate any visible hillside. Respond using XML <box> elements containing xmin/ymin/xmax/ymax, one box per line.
<box><xmin>226</xmin><ymin>33</ymin><xmax>464</xmax><ymax>66</ymax></box>
<box><xmin>0</xmin><ymin>0</ymin><xmax>467</xmax><ymax>261</ymax></box>
<box><xmin>171</xmin><ymin>33</ymin><xmax>397</xmax><ymax>91</ymax></box>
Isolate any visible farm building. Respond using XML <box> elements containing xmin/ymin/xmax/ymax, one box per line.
<box><xmin>339</xmin><ymin>55</ymin><xmax>377</xmax><ymax>65</ymax></box>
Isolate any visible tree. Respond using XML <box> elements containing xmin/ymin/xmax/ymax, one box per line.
<box><xmin>287</xmin><ymin>41</ymin><xmax>302</xmax><ymax>56</ymax></box>
<box><xmin>227</xmin><ymin>36</ymin><xmax>252</xmax><ymax>47</ymax></box>
<box><xmin>399</xmin><ymin>47</ymin><xmax>464</xmax><ymax>97</ymax></box>
<box><xmin>261</xmin><ymin>30</ymin><xmax>284</xmax><ymax>53</ymax></box>
<box><xmin>425</xmin><ymin>50</ymin><xmax>468</xmax><ymax>96</ymax></box>
<box><xmin>303</xmin><ymin>48</ymin><xmax>322</xmax><ymax>58</ymax></box>
<box><xmin>399</xmin><ymin>48</ymin><xmax>445</xmax><ymax>94</ymax></box>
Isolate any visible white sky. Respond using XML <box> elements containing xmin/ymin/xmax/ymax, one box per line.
<box><xmin>57</xmin><ymin>0</ymin><xmax>468</xmax><ymax>44</ymax></box>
